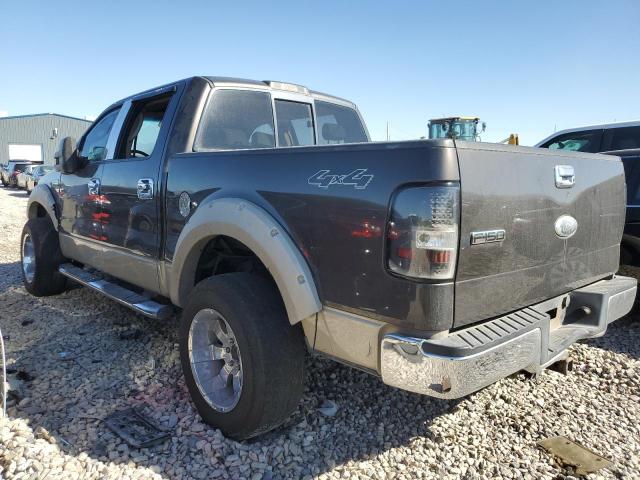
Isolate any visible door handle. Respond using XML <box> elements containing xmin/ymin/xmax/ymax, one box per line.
<box><xmin>88</xmin><ymin>178</ymin><xmax>100</xmax><ymax>195</ymax></box>
<box><xmin>137</xmin><ymin>178</ymin><xmax>154</xmax><ymax>200</ymax></box>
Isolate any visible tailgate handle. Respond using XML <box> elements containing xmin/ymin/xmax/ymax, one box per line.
<box><xmin>554</xmin><ymin>165</ymin><xmax>575</xmax><ymax>188</ymax></box>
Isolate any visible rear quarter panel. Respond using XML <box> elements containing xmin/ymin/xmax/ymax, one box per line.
<box><xmin>165</xmin><ymin>140</ymin><xmax>459</xmax><ymax>331</ymax></box>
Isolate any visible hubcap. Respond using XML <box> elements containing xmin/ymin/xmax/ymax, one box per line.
<box><xmin>188</xmin><ymin>308</ymin><xmax>243</xmax><ymax>412</ymax></box>
<box><xmin>22</xmin><ymin>233</ymin><xmax>35</xmax><ymax>283</ymax></box>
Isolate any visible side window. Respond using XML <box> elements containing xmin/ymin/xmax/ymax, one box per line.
<box><xmin>609</xmin><ymin>126</ymin><xmax>640</xmax><ymax>151</ymax></box>
<box><xmin>542</xmin><ymin>129</ymin><xmax>602</xmax><ymax>153</ymax></box>
<box><xmin>80</xmin><ymin>108</ymin><xmax>120</xmax><ymax>161</ymax></box>
<box><xmin>274</xmin><ymin>100</ymin><xmax>314</xmax><ymax>147</ymax></box>
<box><xmin>195</xmin><ymin>90</ymin><xmax>275</xmax><ymax>150</ymax></box>
<box><xmin>621</xmin><ymin>155</ymin><xmax>640</xmax><ymax>204</ymax></box>
<box><xmin>118</xmin><ymin>95</ymin><xmax>172</xmax><ymax>158</ymax></box>
<box><xmin>316</xmin><ymin>101</ymin><xmax>368</xmax><ymax>145</ymax></box>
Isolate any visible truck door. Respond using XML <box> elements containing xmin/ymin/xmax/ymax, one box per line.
<box><xmin>96</xmin><ymin>85</ymin><xmax>180</xmax><ymax>292</ymax></box>
<box><xmin>59</xmin><ymin>107</ymin><xmax>121</xmax><ymax>243</ymax></box>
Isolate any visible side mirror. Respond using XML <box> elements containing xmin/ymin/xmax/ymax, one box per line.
<box><xmin>55</xmin><ymin>137</ymin><xmax>82</xmax><ymax>173</ymax></box>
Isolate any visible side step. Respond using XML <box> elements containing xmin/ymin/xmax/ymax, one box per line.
<box><xmin>58</xmin><ymin>263</ymin><xmax>173</xmax><ymax>320</ymax></box>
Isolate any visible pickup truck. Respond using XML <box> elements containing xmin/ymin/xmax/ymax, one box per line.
<box><xmin>22</xmin><ymin>76</ymin><xmax>637</xmax><ymax>440</ymax></box>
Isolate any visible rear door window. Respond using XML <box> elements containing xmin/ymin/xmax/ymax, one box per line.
<box><xmin>621</xmin><ymin>154</ymin><xmax>640</xmax><ymax>204</ymax></box>
<box><xmin>195</xmin><ymin>90</ymin><xmax>275</xmax><ymax>150</ymax></box>
<box><xmin>541</xmin><ymin>129</ymin><xmax>602</xmax><ymax>153</ymax></box>
<box><xmin>608</xmin><ymin>126</ymin><xmax>640</xmax><ymax>151</ymax></box>
<box><xmin>316</xmin><ymin>101</ymin><xmax>368</xmax><ymax>144</ymax></box>
<box><xmin>274</xmin><ymin>100</ymin><xmax>314</xmax><ymax>147</ymax></box>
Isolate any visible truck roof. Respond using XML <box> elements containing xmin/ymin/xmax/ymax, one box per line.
<box><xmin>113</xmin><ymin>76</ymin><xmax>357</xmax><ymax>110</ymax></box>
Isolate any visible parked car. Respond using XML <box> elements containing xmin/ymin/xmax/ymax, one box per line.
<box><xmin>537</xmin><ymin>123</ymin><xmax>640</xmax><ymax>265</ymax></box>
<box><xmin>16</xmin><ymin>165</ymin><xmax>37</xmax><ymax>190</ymax></box>
<box><xmin>25</xmin><ymin>165</ymin><xmax>54</xmax><ymax>193</ymax></box>
<box><xmin>536</xmin><ymin>120</ymin><xmax>640</xmax><ymax>153</ymax></box>
<box><xmin>2</xmin><ymin>161</ymin><xmax>33</xmax><ymax>188</ymax></box>
<box><xmin>597</xmin><ymin>148</ymin><xmax>640</xmax><ymax>265</ymax></box>
<box><xmin>22</xmin><ymin>76</ymin><xmax>636</xmax><ymax>440</ymax></box>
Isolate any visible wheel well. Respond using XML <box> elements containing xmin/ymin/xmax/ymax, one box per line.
<box><xmin>194</xmin><ymin>235</ymin><xmax>274</xmax><ymax>287</ymax></box>
<box><xmin>28</xmin><ymin>202</ymin><xmax>48</xmax><ymax>219</ymax></box>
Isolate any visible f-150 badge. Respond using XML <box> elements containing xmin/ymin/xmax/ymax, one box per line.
<box><xmin>470</xmin><ymin>229</ymin><xmax>506</xmax><ymax>245</ymax></box>
<box><xmin>308</xmin><ymin>169</ymin><xmax>373</xmax><ymax>189</ymax></box>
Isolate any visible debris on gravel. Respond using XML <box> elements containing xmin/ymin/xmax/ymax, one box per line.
<box><xmin>0</xmin><ymin>186</ymin><xmax>639</xmax><ymax>479</ymax></box>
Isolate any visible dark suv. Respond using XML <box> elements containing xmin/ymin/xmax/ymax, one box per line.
<box><xmin>536</xmin><ymin>122</ymin><xmax>640</xmax><ymax>264</ymax></box>
<box><xmin>536</xmin><ymin>121</ymin><xmax>640</xmax><ymax>153</ymax></box>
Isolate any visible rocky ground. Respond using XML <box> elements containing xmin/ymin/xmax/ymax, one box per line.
<box><xmin>0</xmin><ymin>185</ymin><xmax>639</xmax><ymax>480</ymax></box>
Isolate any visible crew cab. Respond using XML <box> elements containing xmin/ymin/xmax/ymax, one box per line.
<box><xmin>22</xmin><ymin>76</ymin><xmax>636</xmax><ymax>439</ymax></box>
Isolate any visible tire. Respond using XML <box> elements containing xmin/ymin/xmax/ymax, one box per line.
<box><xmin>179</xmin><ymin>273</ymin><xmax>306</xmax><ymax>440</ymax></box>
<box><xmin>20</xmin><ymin>217</ymin><xmax>68</xmax><ymax>296</ymax></box>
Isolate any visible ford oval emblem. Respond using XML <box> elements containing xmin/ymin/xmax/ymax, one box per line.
<box><xmin>554</xmin><ymin>214</ymin><xmax>578</xmax><ymax>238</ymax></box>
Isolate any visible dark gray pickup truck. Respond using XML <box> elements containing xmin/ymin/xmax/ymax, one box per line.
<box><xmin>22</xmin><ymin>76</ymin><xmax>636</xmax><ymax>439</ymax></box>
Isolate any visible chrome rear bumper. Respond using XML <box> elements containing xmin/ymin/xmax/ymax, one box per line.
<box><xmin>380</xmin><ymin>275</ymin><xmax>636</xmax><ymax>399</ymax></box>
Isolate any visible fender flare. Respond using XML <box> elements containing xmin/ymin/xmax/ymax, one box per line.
<box><xmin>27</xmin><ymin>184</ymin><xmax>58</xmax><ymax>230</ymax></box>
<box><xmin>169</xmin><ymin>197</ymin><xmax>321</xmax><ymax>324</ymax></box>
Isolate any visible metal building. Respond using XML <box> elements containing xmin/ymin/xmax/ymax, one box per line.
<box><xmin>0</xmin><ymin>113</ymin><xmax>91</xmax><ymax>165</ymax></box>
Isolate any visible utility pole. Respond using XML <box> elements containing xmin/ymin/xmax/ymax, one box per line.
<box><xmin>386</xmin><ymin>122</ymin><xmax>390</xmax><ymax>141</ymax></box>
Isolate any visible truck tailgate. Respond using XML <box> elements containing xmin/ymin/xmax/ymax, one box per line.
<box><xmin>454</xmin><ymin>141</ymin><xmax>626</xmax><ymax>328</ymax></box>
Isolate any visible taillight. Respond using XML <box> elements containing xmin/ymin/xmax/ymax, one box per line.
<box><xmin>386</xmin><ymin>184</ymin><xmax>459</xmax><ymax>280</ymax></box>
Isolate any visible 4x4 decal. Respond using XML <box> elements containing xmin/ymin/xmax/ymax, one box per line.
<box><xmin>308</xmin><ymin>169</ymin><xmax>373</xmax><ymax>190</ymax></box>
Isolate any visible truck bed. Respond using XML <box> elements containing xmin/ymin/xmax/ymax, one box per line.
<box><xmin>165</xmin><ymin>139</ymin><xmax>626</xmax><ymax>332</ymax></box>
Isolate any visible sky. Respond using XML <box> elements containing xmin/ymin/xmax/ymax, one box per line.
<box><xmin>1</xmin><ymin>0</ymin><xmax>639</xmax><ymax>145</ymax></box>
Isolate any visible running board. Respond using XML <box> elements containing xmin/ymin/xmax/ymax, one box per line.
<box><xmin>58</xmin><ymin>263</ymin><xmax>173</xmax><ymax>320</ymax></box>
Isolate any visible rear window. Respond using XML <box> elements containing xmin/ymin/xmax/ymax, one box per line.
<box><xmin>541</xmin><ymin>129</ymin><xmax>602</xmax><ymax>153</ymax></box>
<box><xmin>274</xmin><ymin>100</ymin><xmax>314</xmax><ymax>147</ymax></box>
<box><xmin>195</xmin><ymin>90</ymin><xmax>275</xmax><ymax>150</ymax></box>
<box><xmin>621</xmin><ymin>154</ymin><xmax>640</xmax><ymax>205</ymax></box>
<box><xmin>609</xmin><ymin>126</ymin><xmax>640</xmax><ymax>151</ymax></box>
<box><xmin>13</xmin><ymin>163</ymin><xmax>28</xmax><ymax>173</ymax></box>
<box><xmin>316</xmin><ymin>101</ymin><xmax>367</xmax><ymax>145</ymax></box>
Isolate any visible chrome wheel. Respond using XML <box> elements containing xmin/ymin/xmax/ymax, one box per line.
<box><xmin>188</xmin><ymin>308</ymin><xmax>243</xmax><ymax>412</ymax></box>
<box><xmin>22</xmin><ymin>233</ymin><xmax>36</xmax><ymax>283</ymax></box>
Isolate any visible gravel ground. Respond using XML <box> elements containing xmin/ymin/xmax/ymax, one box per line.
<box><xmin>0</xmin><ymin>185</ymin><xmax>639</xmax><ymax>480</ymax></box>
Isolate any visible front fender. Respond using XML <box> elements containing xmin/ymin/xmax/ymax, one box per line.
<box><xmin>27</xmin><ymin>184</ymin><xmax>58</xmax><ymax>230</ymax></box>
<box><xmin>169</xmin><ymin>197</ymin><xmax>321</xmax><ymax>324</ymax></box>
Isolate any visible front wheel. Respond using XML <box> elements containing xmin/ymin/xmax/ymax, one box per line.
<box><xmin>179</xmin><ymin>273</ymin><xmax>306</xmax><ymax>440</ymax></box>
<box><xmin>21</xmin><ymin>218</ymin><xmax>68</xmax><ymax>296</ymax></box>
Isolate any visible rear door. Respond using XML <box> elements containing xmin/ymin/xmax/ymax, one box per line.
<box><xmin>96</xmin><ymin>84</ymin><xmax>180</xmax><ymax>292</ymax></box>
<box><xmin>454</xmin><ymin>142</ymin><xmax>625</xmax><ymax>327</ymax></box>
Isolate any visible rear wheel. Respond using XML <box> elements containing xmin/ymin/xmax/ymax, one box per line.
<box><xmin>21</xmin><ymin>218</ymin><xmax>68</xmax><ymax>296</ymax></box>
<box><xmin>179</xmin><ymin>273</ymin><xmax>305</xmax><ymax>440</ymax></box>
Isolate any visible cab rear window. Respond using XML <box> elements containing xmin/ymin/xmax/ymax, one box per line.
<box><xmin>316</xmin><ymin>101</ymin><xmax>367</xmax><ymax>145</ymax></box>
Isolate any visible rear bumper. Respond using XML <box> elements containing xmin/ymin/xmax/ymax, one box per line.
<box><xmin>380</xmin><ymin>275</ymin><xmax>636</xmax><ymax>399</ymax></box>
